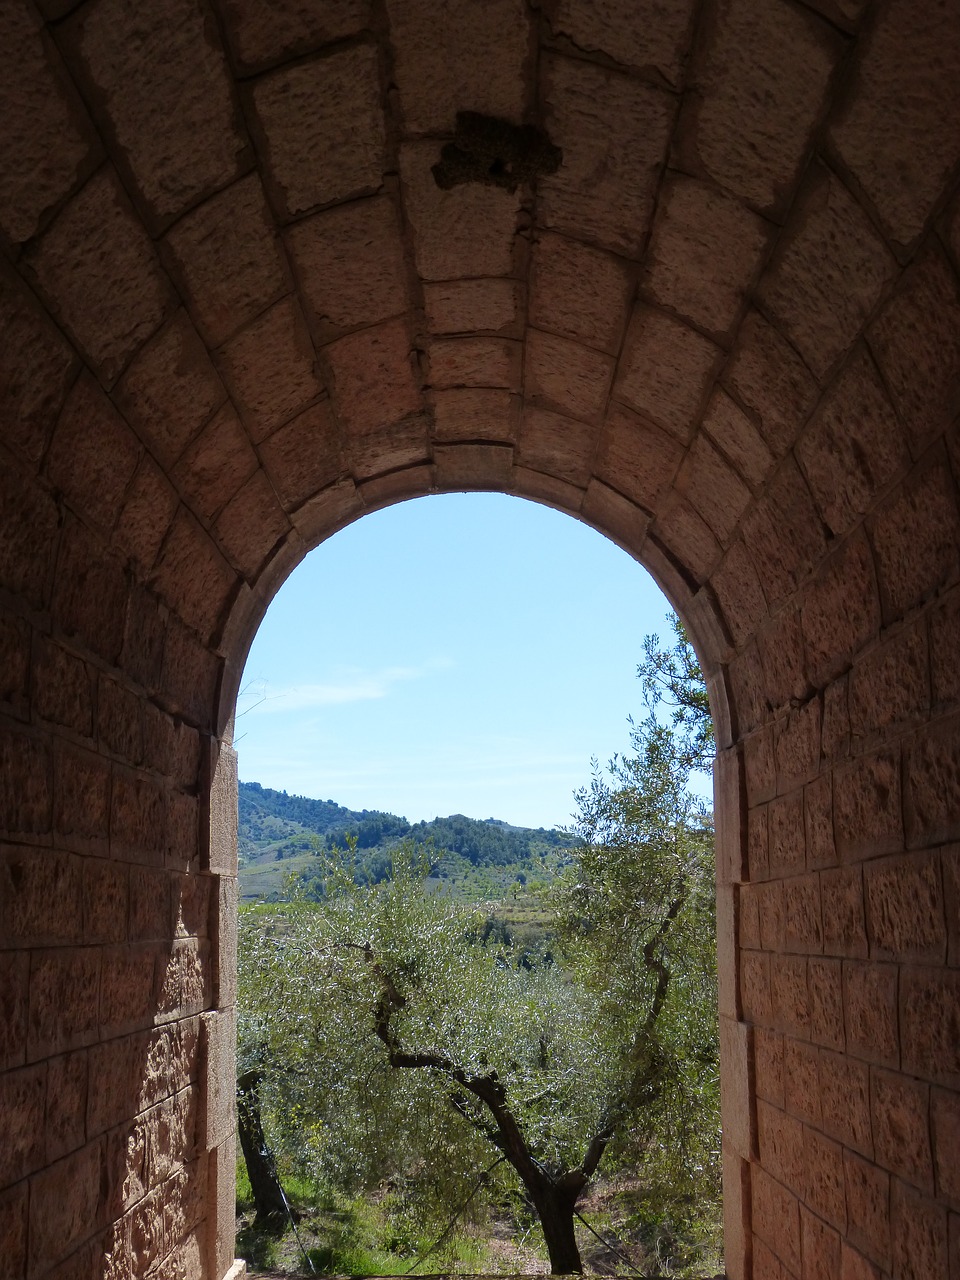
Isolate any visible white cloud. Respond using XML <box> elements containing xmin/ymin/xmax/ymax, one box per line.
<box><xmin>236</xmin><ymin>659</ymin><xmax>453</xmax><ymax>715</ymax></box>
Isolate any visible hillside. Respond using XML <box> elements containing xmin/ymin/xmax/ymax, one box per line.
<box><xmin>237</xmin><ymin>780</ymin><xmax>574</xmax><ymax>902</ymax></box>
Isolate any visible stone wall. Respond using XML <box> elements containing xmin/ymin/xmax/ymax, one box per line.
<box><xmin>1</xmin><ymin>0</ymin><xmax>959</xmax><ymax>1276</ymax></box>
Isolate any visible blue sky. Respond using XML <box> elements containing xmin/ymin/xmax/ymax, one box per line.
<box><xmin>235</xmin><ymin>492</ymin><xmax>681</xmax><ymax>829</ymax></box>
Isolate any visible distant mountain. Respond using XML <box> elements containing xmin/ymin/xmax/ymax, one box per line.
<box><xmin>237</xmin><ymin>780</ymin><xmax>574</xmax><ymax>902</ymax></box>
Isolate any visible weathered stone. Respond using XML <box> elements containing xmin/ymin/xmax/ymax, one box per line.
<box><xmin>46</xmin><ymin>373</ymin><xmax>141</xmax><ymax>531</ymax></box>
<box><xmin>28</xmin><ymin>168</ymin><xmax>170</xmax><ymax>385</ymax></box>
<box><xmin>150</xmin><ymin>509</ymin><xmax>238</xmax><ymax>643</ymax></box>
<box><xmin>702</xmin><ymin>388</ymin><xmax>775</xmax><ymax>490</ymax></box>
<box><xmin>259</xmin><ymin>400</ymin><xmax>341</xmax><ymax>510</ymax></box>
<box><xmin>538</xmin><ymin>54</ymin><xmax>674</xmax><ymax>257</ymax></box>
<box><xmin>844</xmin><ymin>1148</ymin><xmax>890</xmax><ymax>1269</ymax></box>
<box><xmin>843</xmin><ymin>959</ymin><xmax>899</xmax><ymax>1068</ymax></box>
<box><xmin>801</xmin><ymin>530</ymin><xmax>880</xmax><ymax>690</ymax></box>
<box><xmin>429</xmin><ymin>337</ymin><xmax>522</xmax><ymax>391</ymax></box>
<box><xmin>615</xmin><ymin>306</ymin><xmax>722</xmax><ymax>443</ymax></box>
<box><xmin>530</xmin><ymin>232</ymin><xmax>634</xmax><ymax>354</ymax></box>
<box><xmin>65</xmin><ymin>0</ymin><xmax>247</xmax><ymax>226</ymax></box>
<box><xmin>677</xmin><ymin>432</ymin><xmax>751</xmax><ymax>543</ymax></box>
<box><xmin>252</xmin><ymin>44</ymin><xmax>385</xmax><ymax>217</ymax></box>
<box><xmin>432</xmin><ymin>388</ymin><xmax>517</xmax><ymax>443</ymax></box>
<box><xmin>871</xmin><ymin>1066</ymin><xmax>933</xmax><ymax>1192</ymax></box>
<box><xmin>741</xmin><ymin>459</ymin><xmax>825</xmax><ymax>612</ymax></box>
<box><xmin>219</xmin><ymin>0</ymin><xmax>370</xmax><ymax>72</ymax></box>
<box><xmin>215</xmin><ymin>470</ymin><xmax>291</xmax><ymax>580</ymax></box>
<box><xmin>890</xmin><ymin>1178</ymin><xmax>949</xmax><ymax>1280</ymax></box>
<box><xmin>326</xmin><ymin>318</ymin><xmax>421</xmax><ymax>436</ymax></box>
<box><xmin>723</xmin><ymin>309</ymin><xmax>819</xmax><ymax>458</ymax></box>
<box><xmin>172</xmin><ymin>404</ymin><xmax>259</xmax><ymax>523</ymax></box>
<box><xmin>542</xmin><ymin>0</ymin><xmax>697</xmax><ymax>85</ymax></box>
<box><xmin>900</xmin><ymin>966</ymin><xmax>960</xmax><ymax>1087</ymax></box>
<box><xmin>820</xmin><ymin>1048</ymin><xmax>872</xmax><ymax>1155</ymax></box>
<box><xmin>423</xmin><ymin>278</ymin><xmax>519</xmax><ymax>335</ymax></box>
<box><xmin>524</xmin><ymin>331</ymin><xmax>613</xmax><ymax>420</ymax></box>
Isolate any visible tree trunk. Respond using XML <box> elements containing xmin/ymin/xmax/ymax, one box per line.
<box><xmin>529</xmin><ymin>1181</ymin><xmax>583</xmax><ymax>1274</ymax></box>
<box><xmin>237</xmin><ymin>1070</ymin><xmax>288</xmax><ymax>1229</ymax></box>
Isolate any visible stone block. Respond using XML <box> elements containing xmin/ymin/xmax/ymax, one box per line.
<box><xmin>359</xmin><ymin>464</ymin><xmax>434</xmax><ymax>510</ymax></box>
<box><xmin>742</xmin><ymin>950</ymin><xmax>772</xmax><ymax>1025</ymax></box>
<box><xmin>800</xmin><ymin>1204</ymin><xmax>840</xmax><ymax>1280</ymax></box>
<box><xmin>27</xmin><ymin>168</ymin><xmax>169</xmax><ymax>385</ymax></box>
<box><xmin>831</xmin><ymin>0</ymin><xmax>960</xmax><ymax>247</ymax></box>
<box><xmin>822</xmin><ymin>676</ymin><xmax>851</xmax><ymax>761</ymax></box>
<box><xmin>783</xmin><ymin>1034</ymin><xmax>821</xmax><ymax>1125</ymax></box>
<box><xmin>768</xmin><ymin>789</ymin><xmax>805</xmax><ymax>877</ymax></box>
<box><xmin>755</xmin><ymin>1026</ymin><xmax>784</xmax><ymax>1105</ymax></box>
<box><xmin>757</xmin><ymin>880</ymin><xmax>785</xmax><ymax>952</ymax></box>
<box><xmin>347</xmin><ymin>418</ymin><xmax>431</xmax><ymax>482</ymax></box>
<box><xmin>757</xmin><ymin>1098</ymin><xmax>803</xmax><ymax>1192</ymax></box>
<box><xmin>54</xmin><ymin>742</ymin><xmax>110</xmax><ymax>853</ymax></box>
<box><xmin>849</xmin><ymin>618</ymin><xmax>929</xmax><ymax>743</ymax></box>
<box><xmin>0</xmin><ymin>4</ymin><xmax>95</xmax><ymax>244</ymax></box>
<box><xmin>820</xmin><ymin>1047</ymin><xmax>872</xmax><ymax>1156</ymax></box>
<box><xmin>259</xmin><ymin>399</ymin><xmax>340</xmax><ymax>511</ymax></box>
<box><xmin>27</xmin><ymin>947</ymin><xmax>101</xmax><ymax>1060</ymax></box>
<box><xmin>594</xmin><ymin>404</ymin><xmax>683</xmax><ymax>513</ymax></box>
<box><xmin>0</xmin><ymin>724</ymin><xmax>51</xmax><ymax>839</ymax></box>
<box><xmin>429</xmin><ymin>337</ymin><xmax>522</xmax><ymax>391</ymax></box>
<box><xmin>433</xmin><ymin>442</ymin><xmax>514</xmax><ymax>490</ymax></box>
<box><xmin>0</xmin><ymin>464</ymin><xmax>60</xmax><ymax>612</ymax></box>
<box><xmin>843</xmin><ymin>959</ymin><xmax>899</xmax><ymax>1068</ymax></box>
<box><xmin>803</xmin><ymin>773</ymin><xmax>836</xmax><ymax>871</ymax></box>
<box><xmin>110</xmin><ymin>769</ymin><xmax>166</xmax><ymax>866</ymax></box>
<box><xmin>741</xmin><ymin>884</ymin><xmax>761</xmax><ymax>950</ymax></box>
<box><xmin>751</xmin><ymin>1236</ymin><xmax>783</xmax><ymax>1280</ymax></box>
<box><xmin>702</xmin><ymin>388</ymin><xmax>775</xmax><ymax>491</ymax></box>
<box><xmin>752</xmin><ymin>1165</ymin><xmax>801</xmax><ymax>1276</ymax></box>
<box><xmin>205</xmin><ymin>743</ymin><xmax>238</xmax><ymax>878</ymax></box>
<box><xmin>748</xmin><ymin>803</ymin><xmax>769</xmax><ymax>880</ymax></box>
<box><xmin>200</xmin><ymin>1008</ymin><xmax>236</xmax><ymax>1149</ymax></box>
<box><xmin>529</xmin><ymin>232</ymin><xmax>634</xmax><ymax>354</ymax></box>
<box><xmin>712</xmin><ymin>539</ymin><xmax>768</xmax><ymax>651</ymax></box>
<box><xmin>162</xmin><ymin>173</ymin><xmax>288</xmax><ymax>348</ymax></box>
<box><xmin>155</xmin><ymin>938</ymin><xmax>210</xmax><ymax>1022</ymax></box>
<box><xmin>326</xmin><ymin>318</ymin><xmax>421</xmax><ymax>435</ymax></box>
<box><xmin>423</xmin><ymin>278</ymin><xmax>520</xmax><ymax>335</ymax></box>
<box><xmin>645</xmin><ymin>175</ymin><xmax>770</xmax><ymax>341</ymax></box>
<box><xmin>433</xmin><ymin>388</ymin><xmax>518</xmax><ymax>443</ymax></box>
<box><xmin>774</xmin><ymin>698</ymin><xmax>820</xmax><ymax>794</ymax></box>
<box><xmin>288</xmin><ymin>195</ymin><xmax>408</xmax><ymax>338</ymax></box>
<box><xmin>868</xmin><ymin>248</ymin><xmax>960</xmax><ymax>455</ymax></box>
<box><xmin>782</xmin><ymin>872</ymin><xmax>823</xmax><ymax>954</ymax></box>
<box><xmin>891</xmin><ymin>1178</ymin><xmax>949</xmax><ymax>1280</ymax></box>
<box><xmin>524</xmin><ymin>331</ymin><xmax>613</xmax><ymax>420</ymax></box>
<box><xmin>808</xmin><ymin>957</ymin><xmax>844</xmax><ymax>1050</ymax></box>
<box><xmin>841</xmin><ymin>1242</ymin><xmax>883</xmax><ymax>1280</ymax></box>
<box><xmin>543</xmin><ymin>0</ymin><xmax>696</xmax><ymax>85</ymax></box>
<box><xmin>159</xmin><ymin>619</ymin><xmax>220</xmax><ymax>731</ymax></box>
<box><xmin>770</xmin><ymin>952</ymin><xmax>808</xmax><ymax>1036</ymax></box>
<box><xmin>744</xmin><ymin>724</ymin><xmax>776</xmax><ymax>806</ymax></box>
<box><xmin>932</xmin><ymin>1086</ymin><xmax>960</xmax><ymax>1208</ymax></box>
<box><xmin>614</xmin><ymin>305</ymin><xmax>722</xmax><ymax>443</ymax></box>
<box><xmin>35</xmin><ymin>637</ymin><xmax>94</xmax><ymax>739</ymax></box>
<box><xmin>674</xmin><ymin>0</ymin><xmax>839</xmax><ymax>215</ymax></box>
<box><xmin>719</xmin><ymin>1015</ymin><xmax>756</xmax><ymax>1157</ymax></box>
<box><xmin>46</xmin><ymin>1049</ymin><xmax>89</xmax><ymax>1164</ymax></box>
<box><xmin>801</xmin><ymin>530</ymin><xmax>880</xmax><ymax>690</ymax></box>
<box><xmin>386</xmin><ymin>0</ymin><xmax>529</xmax><ymax>134</ymax></box>
<box><xmin>65</xmin><ymin>0</ymin><xmax>247</xmax><ymax>228</ymax></box>
<box><xmin>723</xmin><ymin>310</ymin><xmax>819</xmax><ymax>459</ymax></box>
<box><xmin>538</xmin><ymin>53</ymin><xmax>674</xmax><ymax>257</ymax></box>
<box><xmin>172</xmin><ymin>404</ymin><xmax>259</xmax><ymax>524</ymax></box>
<box><xmin>1</xmin><ymin>846</ymin><xmax>83</xmax><ymax>946</ymax></box>
<box><xmin>0</xmin><ymin>1062</ymin><xmax>46</xmax><ymax>1185</ymax></box>
<box><xmin>729</xmin><ymin>642</ymin><xmax>767</xmax><ymax>736</ymax></box>
<box><xmin>212</xmin><ymin>875</ymin><xmax>238</xmax><ymax>1009</ymax></box>
<box><xmin>797</xmin><ymin>347</ymin><xmax>908</xmax><ymax>539</ymax></box>
<box><xmin>98</xmin><ymin>677</ymin><xmax>143</xmax><ymax>767</ymax></box>
<box><xmin>869</xmin><ymin>452</ymin><xmax>960</xmax><ymax>624</ymax></box>
<box><xmin>905</xmin><ymin>712</ymin><xmax>960</xmax><ymax>848</ymax></box>
<box><xmin>129</xmin><ymin>866</ymin><xmax>171</xmax><ymax>943</ymax></box>
<box><xmin>653</xmin><ymin>493</ymin><xmax>722</xmax><ymax>583</ymax></box>
<box><xmin>54</xmin><ymin>518</ymin><xmax>129</xmax><ymax>665</ymax></box>
<box><xmin>843</xmin><ymin>1148</ymin><xmax>889</xmax><ymax>1270</ymax></box>
<box><xmin>580</xmin><ymin>479</ymin><xmax>649</xmax><ymax>554</ymax></box>
<box><xmin>150</xmin><ymin>509</ymin><xmax>238</xmax><ymax>645</ymax></box>
<box><xmin>804</xmin><ymin>1124</ymin><xmax>845</xmax><ymax>1228</ymax></box>
<box><xmin>676</xmin><ymin>432</ymin><xmax>752</xmax><ymax>544</ymax></box>
<box><xmin>0</xmin><ymin>267</ymin><xmax>78</xmax><ymax>466</ymax></box>
<box><xmin>0</xmin><ymin>1182</ymin><xmax>27</xmax><ymax>1277</ymax></box>
<box><xmin>400</xmin><ymin>142</ymin><xmax>521</xmax><ymax>282</ymax></box>
<box><xmin>82</xmin><ymin>857</ymin><xmax>129</xmax><ymax>945</ymax></box>
<box><xmin>28</xmin><ymin>1138</ymin><xmax>103</xmax><ymax>1274</ymax></box>
<box><xmin>871</xmin><ymin>1066</ymin><xmax>933</xmax><ymax>1193</ymax></box>
<box><xmin>758</xmin><ymin>168</ymin><xmax>896</xmax><ymax>380</ymax></box>
<box><xmin>864</xmin><ymin>851</ymin><xmax>945</xmax><ymax>962</ymax></box>
<box><xmin>900</xmin><ymin>966</ymin><xmax>960</xmax><ymax>1088</ymax></box>
<box><xmin>166</xmin><ymin>792</ymin><xmax>200</xmax><ymax>871</ymax></box>
<box><xmin>215</xmin><ymin>469</ymin><xmax>291</xmax><ymax>581</ymax></box>
<box><xmin>117</xmin><ymin>310</ymin><xmax>226</xmax><ymax>467</ymax></box>
<box><xmin>219</xmin><ymin>0</ymin><xmax>369</xmax><ymax>72</ymax></box>
<box><xmin>0</xmin><ymin>951</ymin><xmax>29</xmax><ymax>1070</ymax></box>
<box><xmin>251</xmin><ymin>43</ymin><xmax>385</xmax><ymax>218</ymax></box>
<box><xmin>215</xmin><ymin>296</ymin><xmax>323</xmax><ymax>444</ymax></box>
<box><xmin>931</xmin><ymin>587</ymin><xmax>960</xmax><ymax>711</ymax></box>
<box><xmin>741</xmin><ymin>459</ymin><xmax>825</xmax><ymax>611</ymax></box>
<box><xmin>117</xmin><ymin>457</ymin><xmax>179</xmax><ymax>579</ymax></box>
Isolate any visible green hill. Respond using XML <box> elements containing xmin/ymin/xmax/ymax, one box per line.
<box><xmin>237</xmin><ymin>780</ymin><xmax>574</xmax><ymax>902</ymax></box>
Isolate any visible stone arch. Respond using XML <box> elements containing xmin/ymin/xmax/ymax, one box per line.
<box><xmin>1</xmin><ymin>1</ymin><xmax>960</xmax><ymax>1278</ymax></box>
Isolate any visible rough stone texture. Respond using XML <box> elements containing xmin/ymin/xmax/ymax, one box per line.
<box><xmin>615</xmin><ymin>307</ymin><xmax>722</xmax><ymax>443</ymax></box>
<box><xmin>252</xmin><ymin>44</ymin><xmax>385</xmax><ymax>218</ymax></box>
<box><xmin>173</xmin><ymin>404</ymin><xmax>260</xmax><ymax>523</ymax></box>
<box><xmin>524</xmin><ymin>330</ymin><xmax>613</xmax><ymax>421</ymax></box>
<box><xmin>723</xmin><ymin>309</ymin><xmax>819</xmax><ymax>458</ymax></box>
<box><xmin>676</xmin><ymin>0</ymin><xmax>840</xmax><ymax>215</ymax></box>
<box><xmin>423</xmin><ymin>278</ymin><xmax>519</xmax><ymax>335</ymax></box>
<box><xmin>542</xmin><ymin>0</ymin><xmax>697</xmax><ymax>86</ymax></box>
<box><xmin>162</xmin><ymin>173</ymin><xmax>288</xmax><ymax>349</ymax></box>
<box><xmin>45</xmin><ymin>373</ymin><xmax>141</xmax><ymax>530</ymax></box>
<box><xmin>0</xmin><ymin>4</ymin><xmax>94</xmax><ymax>244</ymax></box>
<box><xmin>326</xmin><ymin>318</ymin><xmax>421</xmax><ymax>435</ymax></box>
<box><xmin>538</xmin><ymin>54</ymin><xmax>675</xmax><ymax>258</ymax></box>
<box><xmin>218</xmin><ymin>0</ymin><xmax>371</xmax><ymax>73</ymax></box>
<box><xmin>830</xmin><ymin>0</ymin><xmax>960</xmax><ymax>248</ymax></box>
<box><xmin>645</xmin><ymin>175</ymin><xmax>770</xmax><ymax>341</ymax></box>
<box><xmin>386</xmin><ymin>0</ymin><xmax>530</xmax><ymax>135</ymax></box>
<box><xmin>529</xmin><ymin>232</ymin><xmax>634</xmax><ymax>354</ymax></box>
<box><xmin>287</xmin><ymin>195</ymin><xmax>409</xmax><ymax>336</ymax></box>
<box><xmin>27</xmin><ymin>168</ymin><xmax>170</xmax><ymax>385</ymax></box>
<box><xmin>259</xmin><ymin>400</ymin><xmax>341</xmax><ymax>510</ymax></box>
<box><xmin>433</xmin><ymin>388</ymin><xmax>517</xmax><ymax>443</ymax></box>
<box><xmin>429</xmin><ymin>337</ymin><xmax>521</xmax><ymax>391</ymax></box>
<box><xmin>65</xmin><ymin>0</ymin><xmax>247</xmax><ymax>227</ymax></box>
